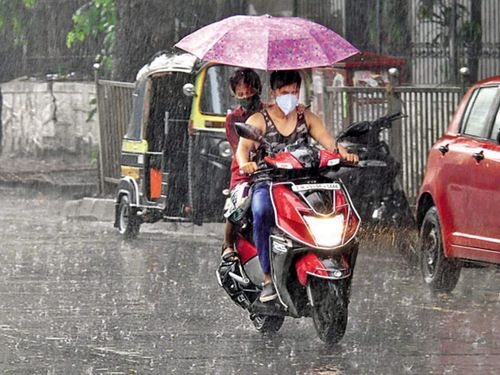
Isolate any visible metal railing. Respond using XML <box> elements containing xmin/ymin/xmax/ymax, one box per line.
<box><xmin>95</xmin><ymin>78</ymin><xmax>134</xmax><ymax>195</ymax></box>
<box><xmin>323</xmin><ymin>85</ymin><xmax>463</xmax><ymax>203</ymax></box>
<box><xmin>95</xmin><ymin>78</ymin><xmax>463</xmax><ymax>203</ymax></box>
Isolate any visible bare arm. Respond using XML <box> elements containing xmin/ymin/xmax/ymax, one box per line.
<box><xmin>305</xmin><ymin>110</ymin><xmax>359</xmax><ymax>163</ymax></box>
<box><xmin>235</xmin><ymin>112</ymin><xmax>266</xmax><ymax>174</ymax></box>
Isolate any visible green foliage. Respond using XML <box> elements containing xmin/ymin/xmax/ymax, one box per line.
<box><xmin>87</xmin><ymin>97</ymin><xmax>98</xmax><ymax>123</ymax></box>
<box><xmin>0</xmin><ymin>0</ymin><xmax>38</xmax><ymax>44</ymax></box>
<box><xmin>417</xmin><ymin>0</ymin><xmax>473</xmax><ymax>46</ymax></box>
<box><xmin>23</xmin><ymin>0</ymin><xmax>36</xmax><ymax>8</ymax></box>
<box><xmin>66</xmin><ymin>0</ymin><xmax>116</xmax><ymax>71</ymax></box>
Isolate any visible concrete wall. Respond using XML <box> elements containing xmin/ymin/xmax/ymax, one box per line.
<box><xmin>0</xmin><ymin>80</ymin><xmax>98</xmax><ymax>157</ymax></box>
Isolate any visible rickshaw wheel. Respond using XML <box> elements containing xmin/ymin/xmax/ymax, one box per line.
<box><xmin>118</xmin><ymin>195</ymin><xmax>140</xmax><ymax>239</ymax></box>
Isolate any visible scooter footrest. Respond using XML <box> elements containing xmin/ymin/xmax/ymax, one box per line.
<box><xmin>249</xmin><ymin>299</ymin><xmax>286</xmax><ymax>316</ymax></box>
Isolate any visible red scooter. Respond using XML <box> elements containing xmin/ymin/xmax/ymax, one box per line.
<box><xmin>216</xmin><ymin>123</ymin><xmax>360</xmax><ymax>344</ymax></box>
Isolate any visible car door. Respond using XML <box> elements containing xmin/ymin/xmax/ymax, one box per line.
<box><xmin>445</xmin><ymin>85</ymin><xmax>500</xmax><ymax>259</ymax></box>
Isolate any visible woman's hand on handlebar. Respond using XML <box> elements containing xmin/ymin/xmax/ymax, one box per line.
<box><xmin>239</xmin><ymin>161</ymin><xmax>258</xmax><ymax>175</ymax></box>
<box><xmin>338</xmin><ymin>144</ymin><xmax>359</xmax><ymax>164</ymax></box>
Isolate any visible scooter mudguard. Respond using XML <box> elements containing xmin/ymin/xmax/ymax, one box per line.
<box><xmin>295</xmin><ymin>253</ymin><xmax>329</xmax><ymax>286</ymax></box>
<box><xmin>295</xmin><ymin>253</ymin><xmax>351</xmax><ymax>286</ymax></box>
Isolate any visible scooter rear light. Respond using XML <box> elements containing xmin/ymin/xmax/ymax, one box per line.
<box><xmin>188</xmin><ymin>119</ymin><xmax>195</xmax><ymax>135</ymax></box>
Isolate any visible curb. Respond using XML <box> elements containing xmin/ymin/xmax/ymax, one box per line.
<box><xmin>63</xmin><ymin>197</ymin><xmax>224</xmax><ymax>238</ymax></box>
<box><xmin>64</xmin><ymin>197</ymin><xmax>115</xmax><ymax>222</ymax></box>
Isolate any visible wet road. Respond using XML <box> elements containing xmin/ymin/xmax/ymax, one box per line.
<box><xmin>0</xmin><ymin>186</ymin><xmax>499</xmax><ymax>374</ymax></box>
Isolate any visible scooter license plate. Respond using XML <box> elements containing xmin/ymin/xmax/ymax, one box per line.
<box><xmin>291</xmin><ymin>183</ymin><xmax>341</xmax><ymax>192</ymax></box>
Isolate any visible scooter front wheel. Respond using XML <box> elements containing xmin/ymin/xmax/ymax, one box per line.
<box><xmin>309</xmin><ymin>278</ymin><xmax>348</xmax><ymax>344</ymax></box>
<box><xmin>251</xmin><ymin>314</ymin><xmax>284</xmax><ymax>334</ymax></box>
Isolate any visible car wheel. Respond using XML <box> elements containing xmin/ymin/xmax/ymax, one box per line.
<box><xmin>419</xmin><ymin>207</ymin><xmax>461</xmax><ymax>292</ymax></box>
<box><xmin>118</xmin><ymin>195</ymin><xmax>140</xmax><ymax>239</ymax></box>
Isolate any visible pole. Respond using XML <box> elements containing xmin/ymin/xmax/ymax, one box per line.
<box><xmin>94</xmin><ymin>63</ymin><xmax>105</xmax><ymax>196</ymax></box>
<box><xmin>450</xmin><ymin>0</ymin><xmax>458</xmax><ymax>84</ymax></box>
<box><xmin>388</xmin><ymin>68</ymin><xmax>403</xmax><ymax>165</ymax></box>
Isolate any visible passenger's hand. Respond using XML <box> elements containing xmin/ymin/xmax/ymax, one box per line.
<box><xmin>338</xmin><ymin>144</ymin><xmax>359</xmax><ymax>164</ymax></box>
<box><xmin>239</xmin><ymin>161</ymin><xmax>258</xmax><ymax>175</ymax></box>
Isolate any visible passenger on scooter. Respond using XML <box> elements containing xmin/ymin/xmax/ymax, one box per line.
<box><xmin>237</xmin><ymin>69</ymin><xmax>358</xmax><ymax>302</ymax></box>
<box><xmin>221</xmin><ymin>68</ymin><xmax>264</xmax><ymax>263</ymax></box>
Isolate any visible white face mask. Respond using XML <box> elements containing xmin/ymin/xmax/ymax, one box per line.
<box><xmin>275</xmin><ymin>93</ymin><xmax>298</xmax><ymax>116</ymax></box>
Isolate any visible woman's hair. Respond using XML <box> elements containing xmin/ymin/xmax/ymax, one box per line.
<box><xmin>270</xmin><ymin>70</ymin><xmax>302</xmax><ymax>90</ymax></box>
<box><xmin>229</xmin><ymin>68</ymin><xmax>262</xmax><ymax>95</ymax></box>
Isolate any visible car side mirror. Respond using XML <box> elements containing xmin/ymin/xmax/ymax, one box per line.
<box><xmin>182</xmin><ymin>83</ymin><xmax>195</xmax><ymax>97</ymax></box>
<box><xmin>497</xmin><ymin>130</ymin><xmax>500</xmax><ymax>144</ymax></box>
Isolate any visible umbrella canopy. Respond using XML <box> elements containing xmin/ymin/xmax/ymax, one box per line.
<box><xmin>174</xmin><ymin>14</ymin><xmax>359</xmax><ymax>71</ymax></box>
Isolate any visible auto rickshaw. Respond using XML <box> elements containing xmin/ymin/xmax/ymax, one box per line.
<box><xmin>114</xmin><ymin>52</ymin><xmax>243</xmax><ymax>237</ymax></box>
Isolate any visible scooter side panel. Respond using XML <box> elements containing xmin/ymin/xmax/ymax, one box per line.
<box><xmin>269</xmin><ymin>235</ymin><xmax>303</xmax><ymax>318</ymax></box>
<box><xmin>234</xmin><ymin>236</ymin><xmax>264</xmax><ymax>286</ymax></box>
<box><xmin>271</xmin><ymin>184</ymin><xmax>316</xmax><ymax>247</ymax></box>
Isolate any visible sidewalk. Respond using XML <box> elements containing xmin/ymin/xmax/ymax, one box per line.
<box><xmin>0</xmin><ymin>155</ymin><xmax>223</xmax><ymax>238</ymax></box>
<box><xmin>63</xmin><ymin>196</ymin><xmax>223</xmax><ymax>238</ymax></box>
<box><xmin>0</xmin><ymin>155</ymin><xmax>98</xmax><ymax>198</ymax></box>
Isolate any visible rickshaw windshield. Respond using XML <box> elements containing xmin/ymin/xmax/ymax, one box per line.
<box><xmin>199</xmin><ymin>65</ymin><xmax>269</xmax><ymax>116</ymax></box>
<box><xmin>125</xmin><ymin>80</ymin><xmax>148</xmax><ymax>140</ymax></box>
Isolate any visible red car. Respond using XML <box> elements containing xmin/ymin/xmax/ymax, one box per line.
<box><xmin>416</xmin><ymin>75</ymin><xmax>500</xmax><ymax>292</ymax></box>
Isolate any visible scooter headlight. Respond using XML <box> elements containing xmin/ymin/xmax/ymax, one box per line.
<box><xmin>303</xmin><ymin>214</ymin><xmax>344</xmax><ymax>248</ymax></box>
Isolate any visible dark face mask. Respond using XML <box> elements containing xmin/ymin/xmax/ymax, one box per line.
<box><xmin>237</xmin><ymin>94</ymin><xmax>260</xmax><ymax>112</ymax></box>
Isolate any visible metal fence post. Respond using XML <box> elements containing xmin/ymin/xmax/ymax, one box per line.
<box><xmin>387</xmin><ymin>68</ymin><xmax>403</xmax><ymax>165</ymax></box>
<box><xmin>94</xmin><ymin>63</ymin><xmax>105</xmax><ymax>196</ymax></box>
<box><xmin>459</xmin><ymin>66</ymin><xmax>470</xmax><ymax>95</ymax></box>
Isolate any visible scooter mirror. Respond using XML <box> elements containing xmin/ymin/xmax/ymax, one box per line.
<box><xmin>182</xmin><ymin>83</ymin><xmax>195</xmax><ymax>97</ymax></box>
<box><xmin>234</xmin><ymin>122</ymin><xmax>265</xmax><ymax>143</ymax></box>
<box><xmin>344</xmin><ymin>121</ymin><xmax>372</xmax><ymax>137</ymax></box>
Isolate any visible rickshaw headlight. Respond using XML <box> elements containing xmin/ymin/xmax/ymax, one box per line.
<box><xmin>218</xmin><ymin>140</ymin><xmax>232</xmax><ymax>158</ymax></box>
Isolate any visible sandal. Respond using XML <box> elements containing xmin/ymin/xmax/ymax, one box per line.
<box><xmin>221</xmin><ymin>244</ymin><xmax>239</xmax><ymax>263</ymax></box>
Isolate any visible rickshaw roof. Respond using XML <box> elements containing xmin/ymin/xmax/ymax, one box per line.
<box><xmin>135</xmin><ymin>52</ymin><xmax>199</xmax><ymax>81</ymax></box>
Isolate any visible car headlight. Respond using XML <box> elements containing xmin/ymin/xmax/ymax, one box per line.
<box><xmin>303</xmin><ymin>215</ymin><xmax>344</xmax><ymax>247</ymax></box>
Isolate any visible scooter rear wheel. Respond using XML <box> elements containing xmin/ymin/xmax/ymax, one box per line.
<box><xmin>309</xmin><ymin>278</ymin><xmax>348</xmax><ymax>344</ymax></box>
<box><xmin>251</xmin><ymin>314</ymin><xmax>284</xmax><ymax>334</ymax></box>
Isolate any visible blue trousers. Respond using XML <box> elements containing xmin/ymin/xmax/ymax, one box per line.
<box><xmin>251</xmin><ymin>182</ymin><xmax>275</xmax><ymax>274</ymax></box>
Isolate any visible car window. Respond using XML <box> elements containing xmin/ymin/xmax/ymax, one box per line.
<box><xmin>491</xmin><ymin>108</ymin><xmax>500</xmax><ymax>141</ymax></box>
<box><xmin>461</xmin><ymin>86</ymin><xmax>498</xmax><ymax>138</ymax></box>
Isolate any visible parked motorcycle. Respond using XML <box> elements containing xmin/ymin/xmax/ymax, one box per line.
<box><xmin>336</xmin><ymin>112</ymin><xmax>417</xmax><ymax>264</ymax></box>
<box><xmin>216</xmin><ymin>122</ymin><xmax>360</xmax><ymax>344</ymax></box>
